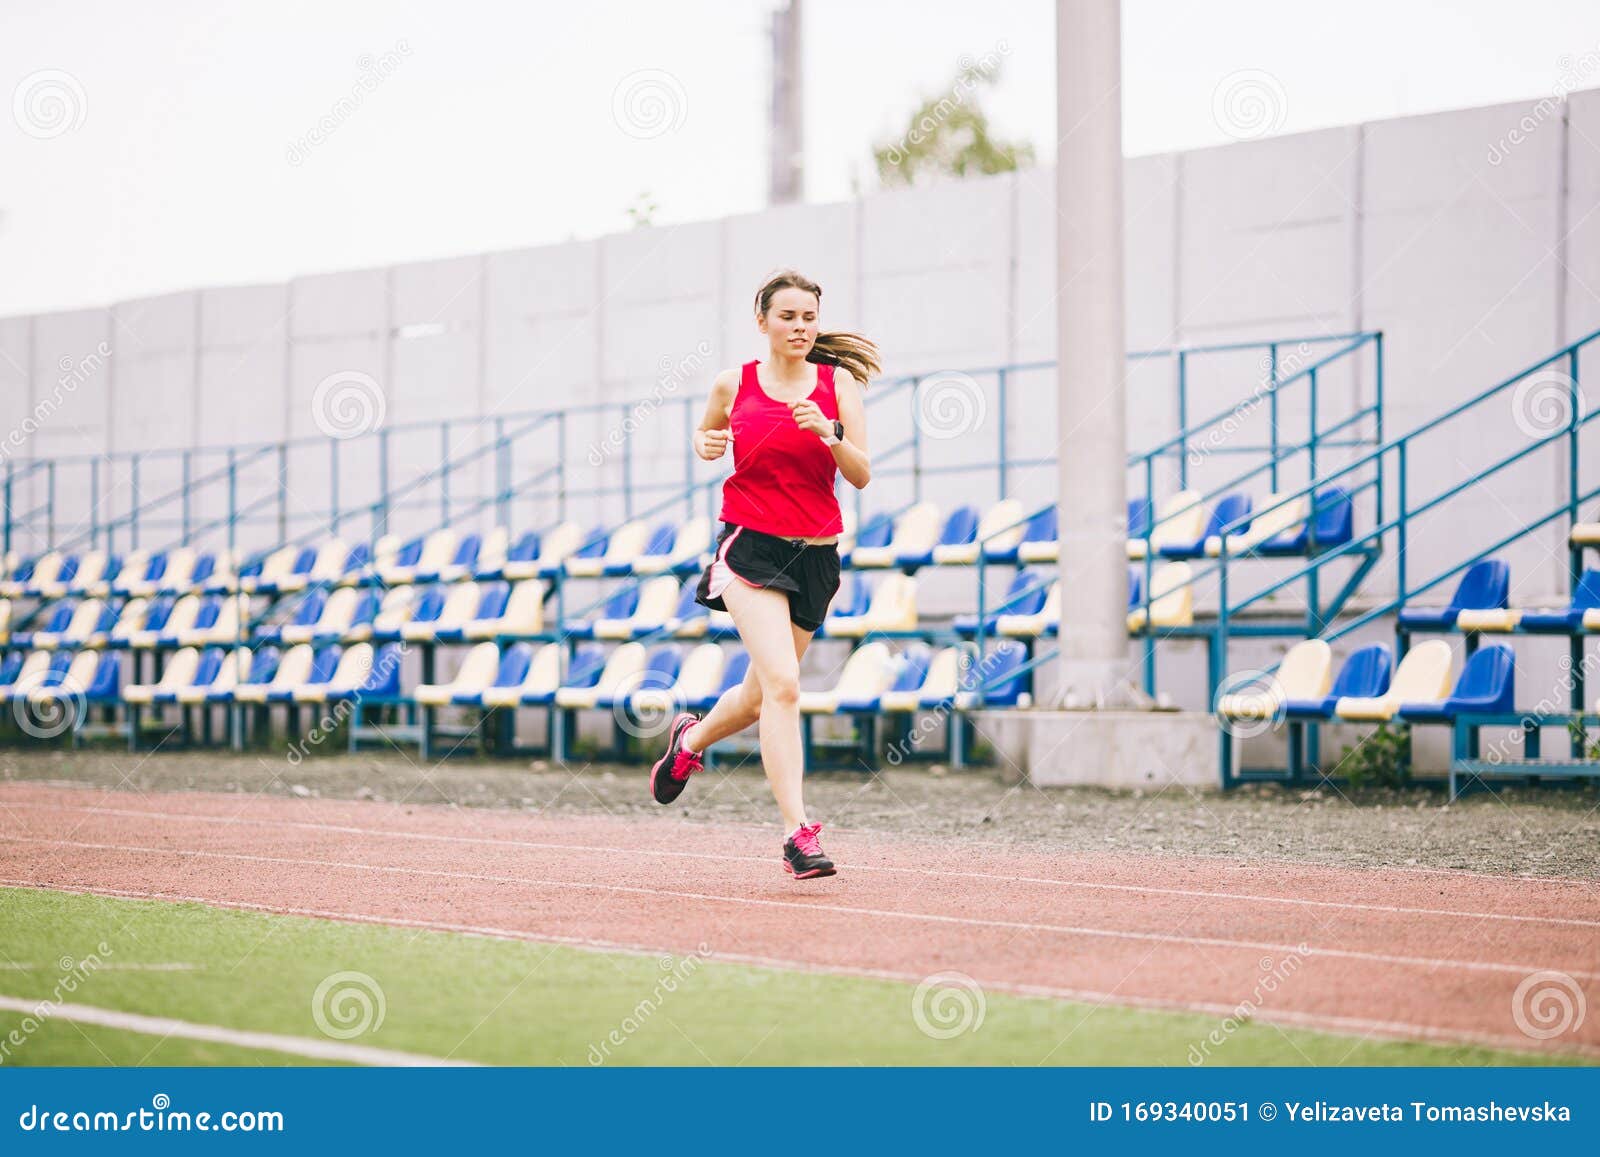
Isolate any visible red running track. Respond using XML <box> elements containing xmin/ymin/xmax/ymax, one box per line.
<box><xmin>1</xmin><ymin>782</ymin><xmax>1596</xmax><ymax>1057</ymax></box>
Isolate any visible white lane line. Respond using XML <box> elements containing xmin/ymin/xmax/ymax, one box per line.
<box><xmin>3</xmin><ymin>834</ymin><xmax>1595</xmax><ymax>981</ymax></box>
<box><xmin>0</xmin><ymin>994</ymin><xmax>478</xmax><ymax>1067</ymax></box>
<box><xmin>2</xmin><ymin>879</ymin><xmax>1592</xmax><ymax>1062</ymax></box>
<box><xmin>7</xmin><ymin>798</ymin><xmax>1597</xmax><ymax>929</ymax></box>
<box><xmin>10</xmin><ymin>782</ymin><xmax>1600</xmax><ymax>890</ymax></box>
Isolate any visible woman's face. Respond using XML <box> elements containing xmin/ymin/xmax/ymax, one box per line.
<box><xmin>760</xmin><ymin>287</ymin><xmax>819</xmax><ymax>356</ymax></box>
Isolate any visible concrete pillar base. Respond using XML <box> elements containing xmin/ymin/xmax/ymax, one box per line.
<box><xmin>972</xmin><ymin>709</ymin><xmax>1220</xmax><ymax>789</ymax></box>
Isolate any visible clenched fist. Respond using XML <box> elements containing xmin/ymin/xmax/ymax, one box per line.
<box><xmin>695</xmin><ymin>427</ymin><xmax>732</xmax><ymax>461</ymax></box>
<box><xmin>788</xmin><ymin>398</ymin><xmax>833</xmax><ymax>439</ymax></box>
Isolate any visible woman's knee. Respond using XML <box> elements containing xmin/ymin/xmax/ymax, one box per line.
<box><xmin>759</xmin><ymin>669</ymin><xmax>801</xmax><ymax>709</ymax></box>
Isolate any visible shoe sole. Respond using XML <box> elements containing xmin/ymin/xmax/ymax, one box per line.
<box><xmin>648</xmin><ymin>714</ymin><xmax>696</xmax><ymax>805</ymax></box>
<box><xmin>782</xmin><ymin>861</ymin><xmax>837</xmax><ymax>880</ymax></box>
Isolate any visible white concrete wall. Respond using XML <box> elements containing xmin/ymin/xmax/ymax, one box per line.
<box><xmin>4</xmin><ymin>90</ymin><xmax>1597</xmax><ymax>614</ymax></box>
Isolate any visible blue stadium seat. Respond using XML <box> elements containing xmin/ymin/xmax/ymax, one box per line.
<box><xmin>482</xmin><ymin>530</ymin><xmax>539</xmax><ymax>580</ymax></box>
<box><xmin>416</xmin><ymin>534</ymin><xmax>482</xmax><ymax>584</ymax></box>
<box><xmin>1015</xmin><ymin>507</ymin><xmax>1061</xmax><ymax>564</ymax></box>
<box><xmin>686</xmin><ymin>648</ymin><xmax>749</xmax><ymax>712</ymax></box>
<box><xmin>81</xmin><ymin>652</ymin><xmax>122</xmax><ymax>706</ymax></box>
<box><xmin>254</xmin><ymin>545</ymin><xmax>318</xmax><ymax>595</ymax></box>
<box><xmin>1398</xmin><ymin>644</ymin><xmax>1515</xmax><ymax>723</ymax></box>
<box><xmin>953</xmin><ymin>569</ymin><xmax>1050</xmax><ymax>638</ymax></box>
<box><xmin>37</xmin><ymin>554</ymin><xmax>80</xmax><ymax>596</ymax></box>
<box><xmin>152</xmin><ymin>647</ymin><xmax>228</xmax><ymax>705</ymax></box>
<box><xmin>956</xmin><ymin>641</ymin><xmax>1030</xmax><ymax>708</ymax></box>
<box><xmin>926</xmin><ymin>505</ymin><xmax>981</xmax><ymax>565</ymax></box>
<box><xmin>433</xmin><ymin>583</ymin><xmax>510</xmax><ymax>644</ymax></box>
<box><xmin>598</xmin><ymin>645</ymin><xmax>681</xmax><ymax>710</ymax></box>
<box><xmin>111</xmin><ymin>594</ymin><xmax>173</xmax><ymax>649</ymax></box>
<box><xmin>451</xmin><ymin>643</ymin><xmax>534</xmax><ymax>707</ymax></box>
<box><xmin>10</xmin><ymin>602</ymin><xmax>74</xmax><ymax>649</ymax></box>
<box><xmin>1260</xmin><ymin>487</ymin><xmax>1354</xmax><ymax>555</ymax></box>
<box><xmin>1396</xmin><ymin>559</ymin><xmax>1510</xmax><ymax>632</ymax></box>
<box><xmin>609</xmin><ymin>524</ymin><xmax>676</xmax><ymax>577</ymax></box>
<box><xmin>1128</xmin><ymin>498</ymin><xmax>1153</xmax><ymax>541</ymax></box>
<box><xmin>1160</xmin><ymin>493</ymin><xmax>1251</xmax><ymax>559</ymax></box>
<box><xmin>529</xmin><ymin>643</ymin><xmax>605</xmax><ymax>707</ymax></box>
<box><xmin>210</xmin><ymin>646</ymin><xmax>280</xmax><ymax>703</ymax></box>
<box><xmin>376</xmin><ymin>586</ymin><xmax>444</xmax><ymax>643</ymax></box>
<box><xmin>564</xmin><ymin>525</ymin><xmax>610</xmax><ymax>572</ymax></box>
<box><xmin>849</xmin><ymin>513</ymin><xmax>894</xmax><ymax>555</ymax></box>
<box><xmin>1520</xmin><ymin>569</ymin><xmax>1600</xmax><ymax>633</ymax></box>
<box><xmin>325</xmin><ymin>642</ymin><xmax>404</xmax><ymax>703</ymax></box>
<box><xmin>258</xmin><ymin>588</ymin><xmax>328</xmax><ymax>644</ymax></box>
<box><xmin>323</xmin><ymin>589</ymin><xmax>382</xmax><ymax>644</ymax></box>
<box><xmin>666</xmin><ymin>578</ymin><xmax>709</xmax><ymax>638</ymax></box>
<box><xmin>188</xmin><ymin>552</ymin><xmax>218</xmax><ymax>590</ymax></box>
<box><xmin>566</xmin><ymin>585</ymin><xmax>640</xmax><ymax>641</ymax></box>
<box><xmin>338</xmin><ymin>543</ymin><xmax>373</xmax><ymax>584</ymax></box>
<box><xmin>893</xmin><ymin>506</ymin><xmax>971</xmax><ymax>569</ymax></box>
<box><xmin>839</xmin><ymin>645</ymin><xmax>930</xmax><ymax>713</ymax></box>
<box><xmin>5</xmin><ymin>651</ymin><xmax>73</xmax><ymax>703</ymax></box>
<box><xmin>268</xmin><ymin>646</ymin><xmax>341</xmax><ymax>703</ymax></box>
<box><xmin>976</xmin><ymin>505</ymin><xmax>1047</xmax><ymax>564</ymax></box>
<box><xmin>1286</xmin><ymin>643</ymin><xmax>1392</xmax><ymax>719</ymax></box>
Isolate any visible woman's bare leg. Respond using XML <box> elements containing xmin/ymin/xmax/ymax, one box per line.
<box><xmin>686</xmin><ymin>621</ymin><xmax>813</xmax><ymax>751</ymax></box>
<box><xmin>703</xmin><ymin>582</ymin><xmax>811</xmax><ymax>830</ymax></box>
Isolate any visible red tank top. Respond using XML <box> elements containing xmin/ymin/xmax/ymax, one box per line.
<box><xmin>718</xmin><ymin>360</ymin><xmax>843</xmax><ymax>538</ymax></box>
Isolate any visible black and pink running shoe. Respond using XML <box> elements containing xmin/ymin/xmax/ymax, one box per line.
<box><xmin>782</xmin><ymin>822</ymin><xmax>836</xmax><ymax>879</ymax></box>
<box><xmin>650</xmin><ymin>712</ymin><xmax>703</xmax><ymax>804</ymax></box>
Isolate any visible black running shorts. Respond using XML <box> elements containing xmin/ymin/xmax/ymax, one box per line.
<box><xmin>695</xmin><ymin>522</ymin><xmax>843</xmax><ymax>632</ymax></box>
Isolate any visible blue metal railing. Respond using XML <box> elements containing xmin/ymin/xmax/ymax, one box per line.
<box><xmin>3</xmin><ymin>332</ymin><xmax>1380</xmax><ymax>562</ymax></box>
<box><xmin>1203</xmin><ymin>326</ymin><xmax>1598</xmax><ymax>783</ymax></box>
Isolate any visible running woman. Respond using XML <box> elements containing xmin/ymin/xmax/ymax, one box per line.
<box><xmin>649</xmin><ymin>269</ymin><xmax>879</xmax><ymax>880</ymax></box>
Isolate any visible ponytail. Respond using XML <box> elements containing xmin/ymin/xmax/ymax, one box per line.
<box><xmin>808</xmin><ymin>331</ymin><xmax>882</xmax><ymax>386</ymax></box>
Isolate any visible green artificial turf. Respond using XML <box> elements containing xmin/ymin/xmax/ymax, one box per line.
<box><xmin>0</xmin><ymin>886</ymin><xmax>1578</xmax><ymax>1067</ymax></box>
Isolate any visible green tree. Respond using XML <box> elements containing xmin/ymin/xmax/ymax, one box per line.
<box><xmin>626</xmin><ymin>190</ymin><xmax>659</xmax><ymax>229</ymax></box>
<box><xmin>874</xmin><ymin>64</ymin><xmax>1034</xmax><ymax>188</ymax></box>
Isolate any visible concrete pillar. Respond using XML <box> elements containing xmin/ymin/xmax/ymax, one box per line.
<box><xmin>1055</xmin><ymin>0</ymin><xmax>1131</xmax><ymax>705</ymax></box>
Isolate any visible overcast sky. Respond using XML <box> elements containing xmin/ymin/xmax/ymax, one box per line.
<box><xmin>5</xmin><ymin>0</ymin><xmax>1600</xmax><ymax>316</ymax></box>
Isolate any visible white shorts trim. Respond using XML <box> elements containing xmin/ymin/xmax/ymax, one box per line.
<box><xmin>705</xmin><ymin>527</ymin><xmax>746</xmax><ymax>600</ymax></box>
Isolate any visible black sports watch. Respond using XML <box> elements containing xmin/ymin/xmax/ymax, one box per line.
<box><xmin>824</xmin><ymin>419</ymin><xmax>845</xmax><ymax>446</ymax></box>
